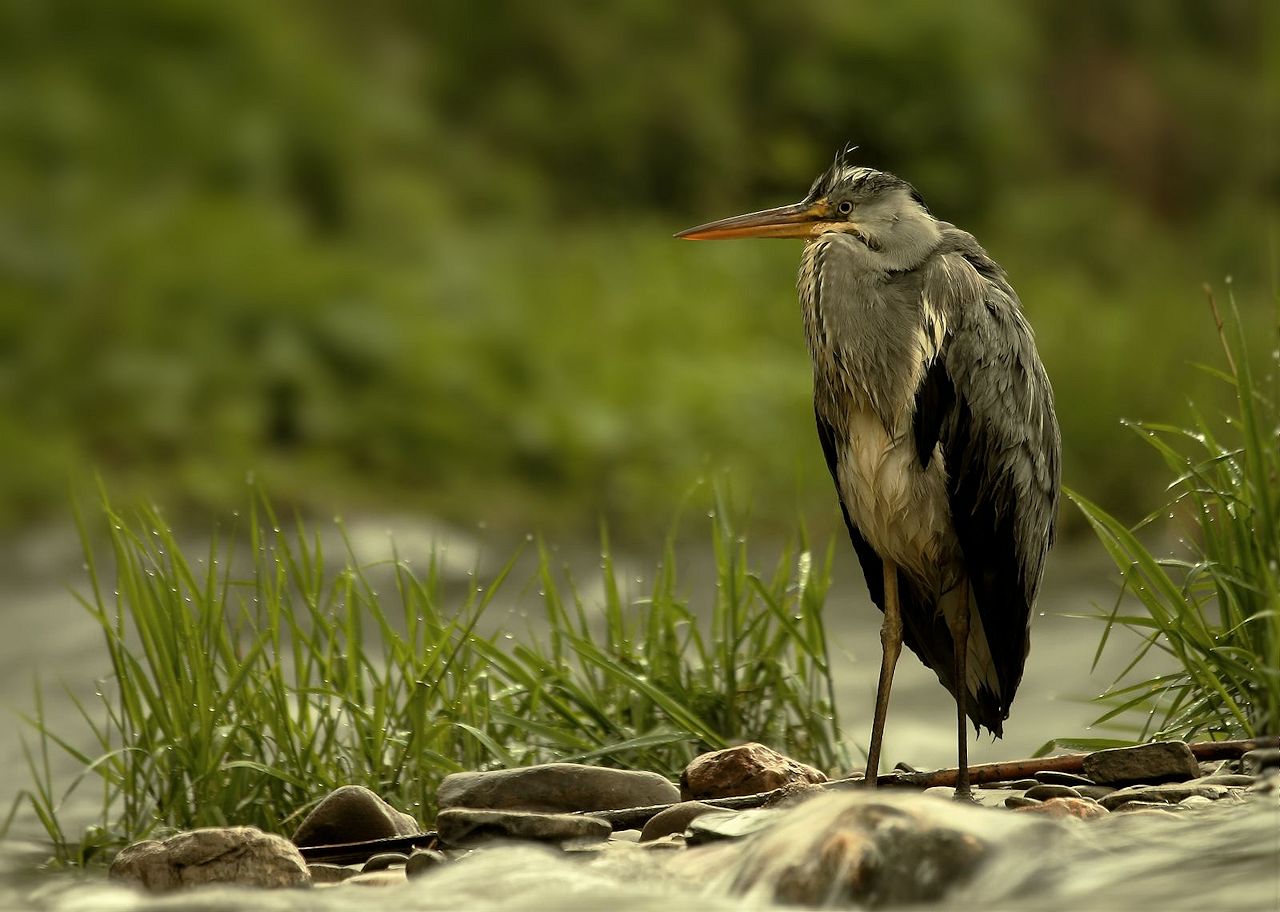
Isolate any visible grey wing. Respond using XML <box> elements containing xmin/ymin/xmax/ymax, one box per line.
<box><xmin>919</xmin><ymin>248</ymin><xmax>1061</xmax><ymax>723</ymax></box>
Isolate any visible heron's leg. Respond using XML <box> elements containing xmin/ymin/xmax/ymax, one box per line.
<box><xmin>952</xmin><ymin>587</ymin><xmax>973</xmax><ymax>801</ymax></box>
<box><xmin>863</xmin><ymin>558</ymin><xmax>903</xmax><ymax>788</ymax></box>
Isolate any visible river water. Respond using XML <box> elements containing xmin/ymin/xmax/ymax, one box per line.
<box><xmin>1</xmin><ymin>517</ymin><xmax>1274</xmax><ymax>910</ymax></box>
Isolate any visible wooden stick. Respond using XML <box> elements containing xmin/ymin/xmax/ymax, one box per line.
<box><xmin>880</xmin><ymin>735</ymin><xmax>1280</xmax><ymax>790</ymax></box>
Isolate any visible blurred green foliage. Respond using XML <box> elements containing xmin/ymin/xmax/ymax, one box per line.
<box><xmin>0</xmin><ymin>1</ymin><xmax>1277</xmax><ymax>539</ymax></box>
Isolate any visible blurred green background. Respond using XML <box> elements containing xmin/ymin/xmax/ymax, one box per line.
<box><xmin>1</xmin><ymin>0</ymin><xmax>1277</xmax><ymax>543</ymax></box>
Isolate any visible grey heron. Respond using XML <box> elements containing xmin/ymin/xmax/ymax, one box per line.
<box><xmin>677</xmin><ymin>146</ymin><xmax>1061</xmax><ymax>798</ymax></box>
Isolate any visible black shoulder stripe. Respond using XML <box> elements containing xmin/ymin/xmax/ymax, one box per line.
<box><xmin>911</xmin><ymin>357</ymin><xmax>954</xmax><ymax>470</ymax></box>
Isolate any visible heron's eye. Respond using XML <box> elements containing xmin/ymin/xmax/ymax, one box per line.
<box><xmin>836</xmin><ymin>200</ymin><xmax>854</xmax><ymax>217</ymax></box>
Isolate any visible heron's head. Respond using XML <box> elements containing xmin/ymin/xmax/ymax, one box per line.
<box><xmin>677</xmin><ymin>145</ymin><xmax>941</xmax><ymax>271</ymax></box>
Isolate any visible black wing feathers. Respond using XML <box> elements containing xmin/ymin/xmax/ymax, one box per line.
<box><xmin>911</xmin><ymin>357</ymin><xmax>954</xmax><ymax>470</ymax></box>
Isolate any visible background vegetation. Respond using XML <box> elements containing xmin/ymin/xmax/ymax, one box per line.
<box><xmin>2</xmin><ymin>1</ymin><xmax>1278</xmax><ymax>543</ymax></box>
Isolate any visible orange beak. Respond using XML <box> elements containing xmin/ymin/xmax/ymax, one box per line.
<box><xmin>676</xmin><ymin>199</ymin><xmax>834</xmax><ymax>240</ymax></box>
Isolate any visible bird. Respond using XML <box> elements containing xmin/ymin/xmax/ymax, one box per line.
<box><xmin>677</xmin><ymin>145</ymin><xmax>1060</xmax><ymax>798</ymax></box>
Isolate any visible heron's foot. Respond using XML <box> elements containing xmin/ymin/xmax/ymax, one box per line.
<box><xmin>951</xmin><ymin>787</ymin><xmax>979</xmax><ymax>804</ymax></box>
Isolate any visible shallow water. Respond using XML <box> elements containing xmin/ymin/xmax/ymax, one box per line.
<box><xmin>3</xmin><ymin>796</ymin><xmax>1277</xmax><ymax>911</ymax></box>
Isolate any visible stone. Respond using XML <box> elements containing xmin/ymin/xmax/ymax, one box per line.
<box><xmin>308</xmin><ymin>863</ymin><xmax>356</xmax><ymax>884</ymax></box>
<box><xmin>640</xmin><ymin>801</ymin><xmax>721</xmax><ymax>842</ymax></box>
<box><xmin>1098</xmin><ymin>782</ymin><xmax>1230</xmax><ymax>811</ymax></box>
<box><xmin>1033</xmin><ymin>771</ymin><xmax>1096</xmax><ymax>787</ymax></box>
<box><xmin>1081</xmin><ymin>741</ymin><xmax>1201</xmax><ymax>785</ymax></box>
<box><xmin>680</xmin><ymin>743</ymin><xmax>828</xmax><ymax>801</ymax></box>
<box><xmin>992</xmin><ymin>779</ymin><xmax>1041</xmax><ymax>790</ymax></box>
<box><xmin>1179</xmin><ymin>795</ymin><xmax>1214</xmax><ymax>809</ymax></box>
<box><xmin>292</xmin><ymin>785</ymin><xmax>420</xmax><ymax>847</ymax></box>
<box><xmin>717</xmin><ymin>792</ymin><xmax>1039</xmax><ymax>907</ymax></box>
<box><xmin>1190</xmin><ymin>774</ymin><xmax>1256</xmax><ymax>787</ymax></box>
<box><xmin>437</xmin><ymin>763</ymin><xmax>678</xmax><ymax>814</ymax></box>
<box><xmin>1011</xmin><ymin>797</ymin><xmax>1108</xmax><ymax>820</ymax></box>
<box><xmin>361</xmin><ymin>852</ymin><xmax>408</xmax><ymax>872</ymax></box>
<box><xmin>1023</xmin><ymin>784</ymin><xmax>1082</xmax><ymax>801</ymax></box>
<box><xmin>684</xmin><ymin>808</ymin><xmax>786</xmax><ymax>845</ymax></box>
<box><xmin>1004</xmin><ymin>796</ymin><xmax>1040</xmax><ymax>809</ymax></box>
<box><xmin>612</xmin><ymin>829</ymin><xmax>642</xmax><ymax>842</ymax></box>
<box><xmin>1074</xmin><ymin>785</ymin><xmax>1117</xmax><ymax>801</ymax></box>
<box><xmin>405</xmin><ymin>849</ymin><xmax>448</xmax><ymax>878</ymax></box>
<box><xmin>435</xmin><ymin>808</ymin><xmax>611</xmax><ymax>847</ymax></box>
<box><xmin>1241</xmin><ymin>748</ymin><xmax>1280</xmax><ymax>776</ymax></box>
<box><xmin>109</xmin><ymin>826</ymin><xmax>310</xmax><ymax>892</ymax></box>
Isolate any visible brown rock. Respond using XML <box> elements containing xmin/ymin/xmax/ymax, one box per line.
<box><xmin>1081</xmin><ymin>741</ymin><xmax>1200</xmax><ymax>786</ymax></box>
<box><xmin>1011</xmin><ymin>797</ymin><xmax>1108</xmax><ymax>820</ymax></box>
<box><xmin>437</xmin><ymin>763</ymin><xmax>678</xmax><ymax>814</ymax></box>
<box><xmin>292</xmin><ymin>785</ymin><xmax>420</xmax><ymax>847</ymax></box>
<box><xmin>639</xmin><ymin>801</ymin><xmax>720</xmax><ymax>842</ymax></box>
<box><xmin>1023</xmin><ymin>784</ymin><xmax>1083</xmax><ymax>801</ymax></box>
<box><xmin>109</xmin><ymin>826</ymin><xmax>309</xmax><ymax>892</ymax></box>
<box><xmin>680</xmin><ymin>743</ymin><xmax>827</xmax><ymax>801</ymax></box>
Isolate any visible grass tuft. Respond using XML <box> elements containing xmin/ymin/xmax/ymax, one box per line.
<box><xmin>1070</xmin><ymin>285</ymin><xmax>1280</xmax><ymax>741</ymax></box>
<box><xmin>13</xmin><ymin>487</ymin><xmax>847</xmax><ymax>865</ymax></box>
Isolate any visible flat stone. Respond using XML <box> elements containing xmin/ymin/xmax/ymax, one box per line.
<box><xmin>437</xmin><ymin>763</ymin><xmax>678</xmax><ymax>814</ymax></box>
<box><xmin>681</xmin><ymin>743</ymin><xmax>827</xmax><ymax>801</ymax></box>
<box><xmin>1242</xmin><ymin>748</ymin><xmax>1280</xmax><ymax>775</ymax></box>
<box><xmin>991</xmin><ymin>779</ymin><xmax>1041</xmax><ymax>790</ymax></box>
<box><xmin>640</xmin><ymin>801</ymin><xmax>721</xmax><ymax>842</ymax></box>
<box><xmin>1099</xmin><ymin>782</ymin><xmax>1230</xmax><ymax>811</ymax></box>
<box><xmin>110</xmin><ymin>826</ymin><xmax>309</xmax><ymax>892</ymax></box>
<box><xmin>435</xmin><ymin>808</ymin><xmax>611</xmax><ymax>847</ymax></box>
<box><xmin>1033</xmin><ymin>771</ymin><xmax>1096</xmax><ymax>787</ymax></box>
<box><xmin>292</xmin><ymin>785</ymin><xmax>420</xmax><ymax>847</ymax></box>
<box><xmin>1011</xmin><ymin>797</ymin><xmax>1108</xmax><ymax>820</ymax></box>
<box><xmin>361</xmin><ymin>852</ymin><xmax>408</xmax><ymax>872</ymax></box>
<box><xmin>405</xmin><ymin>849</ymin><xmax>448</xmax><ymax>878</ymax></box>
<box><xmin>1075</xmin><ymin>785</ymin><xmax>1117</xmax><ymax>801</ymax></box>
<box><xmin>308</xmin><ymin>863</ymin><xmax>356</xmax><ymax>884</ymax></box>
<box><xmin>1082</xmin><ymin>741</ymin><xmax>1201</xmax><ymax>785</ymax></box>
<box><xmin>1190</xmin><ymin>774</ymin><xmax>1256</xmax><ymax>787</ymax></box>
<box><xmin>685</xmin><ymin>808</ymin><xmax>786</xmax><ymax>845</ymax></box>
<box><xmin>1023</xmin><ymin>784</ymin><xmax>1082</xmax><ymax>801</ymax></box>
<box><xmin>1004</xmin><ymin>796</ymin><xmax>1040</xmax><ymax>809</ymax></box>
